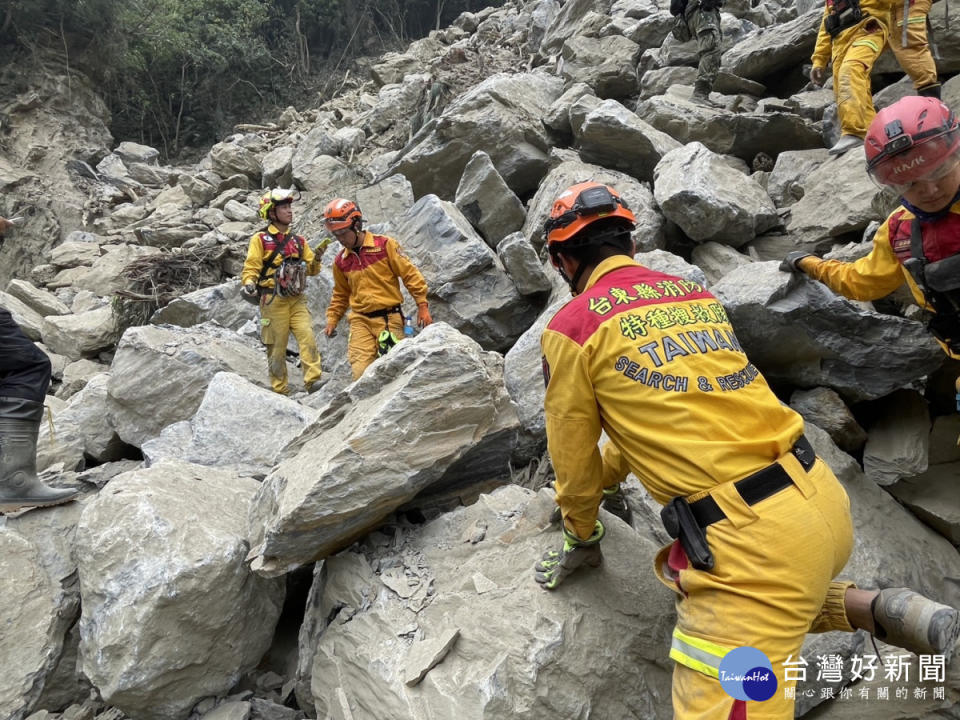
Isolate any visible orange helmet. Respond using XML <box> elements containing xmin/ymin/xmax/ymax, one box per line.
<box><xmin>544</xmin><ymin>181</ymin><xmax>635</xmax><ymax>248</ymax></box>
<box><xmin>323</xmin><ymin>198</ymin><xmax>362</xmax><ymax>232</ymax></box>
<box><xmin>258</xmin><ymin>187</ymin><xmax>298</xmax><ymax>220</ymax></box>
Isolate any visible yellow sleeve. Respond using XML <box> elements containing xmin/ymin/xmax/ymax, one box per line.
<box><xmin>299</xmin><ymin>236</ymin><xmax>321</xmax><ymax>276</ymax></box>
<box><xmin>805</xmin><ymin>220</ymin><xmax>906</xmax><ymax>300</ymax></box>
<box><xmin>241</xmin><ymin>234</ymin><xmax>265</xmax><ymax>287</ymax></box>
<box><xmin>600</xmin><ymin>441</ymin><xmax>630</xmax><ymax>490</ymax></box>
<box><xmin>386</xmin><ymin>237</ymin><xmax>429</xmax><ymax>305</ymax></box>
<box><xmin>811</xmin><ymin>5</ymin><xmax>833</xmax><ymax>69</ymax></box>
<box><xmin>326</xmin><ymin>259</ymin><xmax>350</xmax><ymax>326</ymax></box>
<box><xmin>542</xmin><ymin>328</ymin><xmax>604</xmax><ymax>541</ymax></box>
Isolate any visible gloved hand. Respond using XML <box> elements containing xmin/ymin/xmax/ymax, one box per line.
<box><xmin>780</xmin><ymin>251</ymin><xmax>818</xmax><ymax>273</ymax></box>
<box><xmin>324</xmin><ymin>321</ymin><xmax>338</xmax><ymax>337</ymax></box>
<box><xmin>810</xmin><ymin>66</ymin><xmax>826</xmax><ymax>87</ymax></box>
<box><xmin>240</xmin><ymin>283</ymin><xmax>260</xmax><ymax>305</ymax></box>
<box><xmin>534</xmin><ymin>520</ymin><xmax>605</xmax><ymax>590</ymax></box>
<box><xmin>417</xmin><ymin>302</ymin><xmax>433</xmax><ymax>328</ymax></box>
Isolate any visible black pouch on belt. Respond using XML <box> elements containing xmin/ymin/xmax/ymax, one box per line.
<box><xmin>661</xmin><ymin>497</ymin><xmax>715</xmax><ymax>571</ymax></box>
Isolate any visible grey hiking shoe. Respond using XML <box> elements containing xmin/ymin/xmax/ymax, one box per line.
<box><xmin>601</xmin><ymin>483</ymin><xmax>632</xmax><ymax>524</ymax></box>
<box><xmin>828</xmin><ymin>134</ymin><xmax>863</xmax><ymax>156</ymax></box>
<box><xmin>873</xmin><ymin>588</ymin><xmax>960</xmax><ymax>656</ymax></box>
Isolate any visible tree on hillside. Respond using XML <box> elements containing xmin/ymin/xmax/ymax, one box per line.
<box><xmin>0</xmin><ymin>0</ymin><xmax>504</xmax><ymax>156</ymax></box>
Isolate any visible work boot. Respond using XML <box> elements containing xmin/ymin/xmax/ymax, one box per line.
<box><xmin>917</xmin><ymin>83</ymin><xmax>941</xmax><ymax>99</ymax></box>
<box><xmin>0</xmin><ymin>396</ymin><xmax>79</xmax><ymax>513</ymax></box>
<box><xmin>601</xmin><ymin>483</ymin><xmax>632</xmax><ymax>524</ymax></box>
<box><xmin>828</xmin><ymin>134</ymin><xmax>863</xmax><ymax>156</ymax></box>
<box><xmin>872</xmin><ymin>588</ymin><xmax>960</xmax><ymax>656</ymax></box>
<box><xmin>691</xmin><ymin>80</ymin><xmax>720</xmax><ymax>107</ymax></box>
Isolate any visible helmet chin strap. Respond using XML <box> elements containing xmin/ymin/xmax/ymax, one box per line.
<box><xmin>554</xmin><ymin>256</ymin><xmax>588</xmax><ymax>296</ymax></box>
<box><xmin>902</xmin><ymin>186</ymin><xmax>960</xmax><ymax>220</ymax></box>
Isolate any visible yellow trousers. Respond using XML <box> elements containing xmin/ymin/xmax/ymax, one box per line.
<box><xmin>259</xmin><ymin>294</ymin><xmax>322</xmax><ymax>394</ymax></box>
<box><xmin>889</xmin><ymin>0</ymin><xmax>937</xmax><ymax>90</ymax></box>
<box><xmin>832</xmin><ymin>19</ymin><xmax>886</xmax><ymax>137</ymax></box>
<box><xmin>655</xmin><ymin>453</ymin><xmax>855</xmax><ymax>719</ymax></box>
<box><xmin>347</xmin><ymin>310</ymin><xmax>404</xmax><ymax>380</ymax></box>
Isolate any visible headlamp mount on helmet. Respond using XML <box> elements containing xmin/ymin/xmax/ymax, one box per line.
<box><xmin>544</xmin><ymin>185</ymin><xmax>627</xmax><ymax>235</ymax></box>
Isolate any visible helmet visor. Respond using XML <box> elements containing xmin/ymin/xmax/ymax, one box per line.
<box><xmin>270</xmin><ymin>187</ymin><xmax>299</xmax><ymax>205</ymax></box>
<box><xmin>868</xmin><ymin>127</ymin><xmax>960</xmax><ymax>193</ymax></box>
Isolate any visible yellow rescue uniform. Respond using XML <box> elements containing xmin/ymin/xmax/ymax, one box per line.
<box><xmin>242</xmin><ymin>224</ymin><xmax>323</xmax><ymax>394</ymax></box>
<box><xmin>803</xmin><ymin>199</ymin><xmax>960</xmax><ymax>359</ymax></box>
<box><xmin>811</xmin><ymin>0</ymin><xmax>895</xmax><ymax>138</ymax></box>
<box><xmin>327</xmin><ymin>231</ymin><xmax>429</xmax><ymax>379</ymax></box>
<box><xmin>888</xmin><ymin>0</ymin><xmax>938</xmax><ymax>91</ymax></box>
<box><xmin>541</xmin><ymin>256</ymin><xmax>856</xmax><ymax>719</ymax></box>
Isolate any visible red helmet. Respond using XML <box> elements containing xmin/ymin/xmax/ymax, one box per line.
<box><xmin>323</xmin><ymin>198</ymin><xmax>362</xmax><ymax>232</ymax></box>
<box><xmin>865</xmin><ymin>96</ymin><xmax>960</xmax><ymax>191</ymax></box>
<box><xmin>544</xmin><ymin>181</ymin><xmax>636</xmax><ymax>248</ymax></box>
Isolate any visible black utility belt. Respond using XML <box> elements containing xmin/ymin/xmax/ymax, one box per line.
<box><xmin>660</xmin><ymin>435</ymin><xmax>816</xmax><ymax>571</ymax></box>
<box><xmin>356</xmin><ymin>305</ymin><xmax>402</xmax><ymax>319</ymax></box>
<box><xmin>689</xmin><ymin>434</ymin><xmax>816</xmax><ymax>528</ymax></box>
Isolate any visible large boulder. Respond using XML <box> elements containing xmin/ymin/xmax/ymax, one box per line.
<box><xmin>560</xmin><ymin>34</ymin><xmax>642</xmax><ymax>98</ymax></box>
<box><xmin>720</xmin><ymin>8</ymin><xmax>822</xmax><ymax>80</ymax></box>
<box><xmin>301</xmin><ymin>484</ymin><xmax>675</xmax><ymax>719</ymax></box>
<box><xmin>712</xmin><ymin>263</ymin><xmax>943</xmax><ymax>402</ymax></box>
<box><xmin>635</xmin><ymin>93</ymin><xmax>823</xmax><ymax>162</ymax></box>
<box><xmin>653</xmin><ymin>142</ymin><xmax>780</xmax><ymax>246</ymax></box>
<box><xmin>390</xmin><ymin>72</ymin><xmax>564</xmax><ymax>200</ymax></box>
<box><xmin>40</xmin><ymin>305</ymin><xmax>118</xmax><ymax>361</ymax></box>
<box><xmin>247</xmin><ymin>323</ymin><xmax>522</xmax><ymax>576</ymax></box>
<box><xmin>0</xmin><ymin>528</ymin><xmax>72</xmax><ymax>720</ymax></box>
<box><xmin>142</xmin><ymin>372</ymin><xmax>319</xmax><ymax>476</ymax></box>
<box><xmin>575</xmin><ymin>99</ymin><xmax>682</xmax><ymax>183</ymax></box>
<box><xmin>395</xmin><ymin>195</ymin><xmax>540</xmax><ymax>352</ymax></box>
<box><xmin>779</xmin><ymin>145</ymin><xmax>886</xmax><ymax>251</ymax></box>
<box><xmin>76</xmin><ymin>461</ymin><xmax>285</xmax><ymax>720</ymax></box>
<box><xmin>454</xmin><ymin>151</ymin><xmax>527</xmax><ymax>249</ymax></box>
<box><xmin>106</xmin><ymin>323</ymin><xmax>267</xmax><ymax>447</ymax></box>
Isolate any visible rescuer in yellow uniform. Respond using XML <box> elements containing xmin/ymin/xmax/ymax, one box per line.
<box><xmin>534</xmin><ymin>180</ymin><xmax>960</xmax><ymax>719</ymax></box>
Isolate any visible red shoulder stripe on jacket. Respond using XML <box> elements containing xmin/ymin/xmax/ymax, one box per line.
<box><xmin>547</xmin><ymin>265</ymin><xmax>715</xmax><ymax>345</ymax></box>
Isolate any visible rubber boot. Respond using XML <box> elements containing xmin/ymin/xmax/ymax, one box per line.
<box><xmin>872</xmin><ymin>588</ymin><xmax>960</xmax><ymax>657</ymax></box>
<box><xmin>917</xmin><ymin>83</ymin><xmax>941</xmax><ymax>99</ymax></box>
<box><xmin>0</xmin><ymin>396</ymin><xmax>79</xmax><ymax>513</ymax></box>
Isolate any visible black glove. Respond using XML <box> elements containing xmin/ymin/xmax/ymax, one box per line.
<box><xmin>780</xmin><ymin>251</ymin><xmax>818</xmax><ymax>273</ymax></box>
<box><xmin>240</xmin><ymin>283</ymin><xmax>260</xmax><ymax>305</ymax></box>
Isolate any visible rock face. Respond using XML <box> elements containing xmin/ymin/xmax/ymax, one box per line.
<box><xmin>247</xmin><ymin>324</ymin><xmax>521</xmax><ymax>576</ymax></box>
<box><xmin>141</xmin><ymin>372</ymin><xmax>319</xmax><ymax>476</ymax></box>
<box><xmin>106</xmin><ymin>323</ymin><xmax>266</xmax><ymax>447</ymax></box>
<box><xmin>391</xmin><ymin>72</ymin><xmax>564</xmax><ymax>199</ymax></box>
<box><xmin>654</xmin><ymin>142</ymin><xmax>779</xmax><ymax>246</ymax></box>
<box><xmin>302</xmin><ymin>484</ymin><xmax>676</xmax><ymax>720</ymax></box>
<box><xmin>0</xmin><ymin>529</ymin><xmax>67</xmax><ymax>720</ymax></box>
<box><xmin>75</xmin><ymin>461</ymin><xmax>285</xmax><ymax>720</ymax></box>
<box><xmin>8</xmin><ymin>2</ymin><xmax>960</xmax><ymax>718</ymax></box>
<box><xmin>712</xmin><ymin>263</ymin><xmax>943</xmax><ymax>402</ymax></box>
<box><xmin>395</xmin><ymin>195</ymin><xmax>541</xmax><ymax>352</ymax></box>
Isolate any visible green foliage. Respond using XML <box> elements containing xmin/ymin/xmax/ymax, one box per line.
<box><xmin>0</xmin><ymin>0</ymin><xmax>503</xmax><ymax>155</ymax></box>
